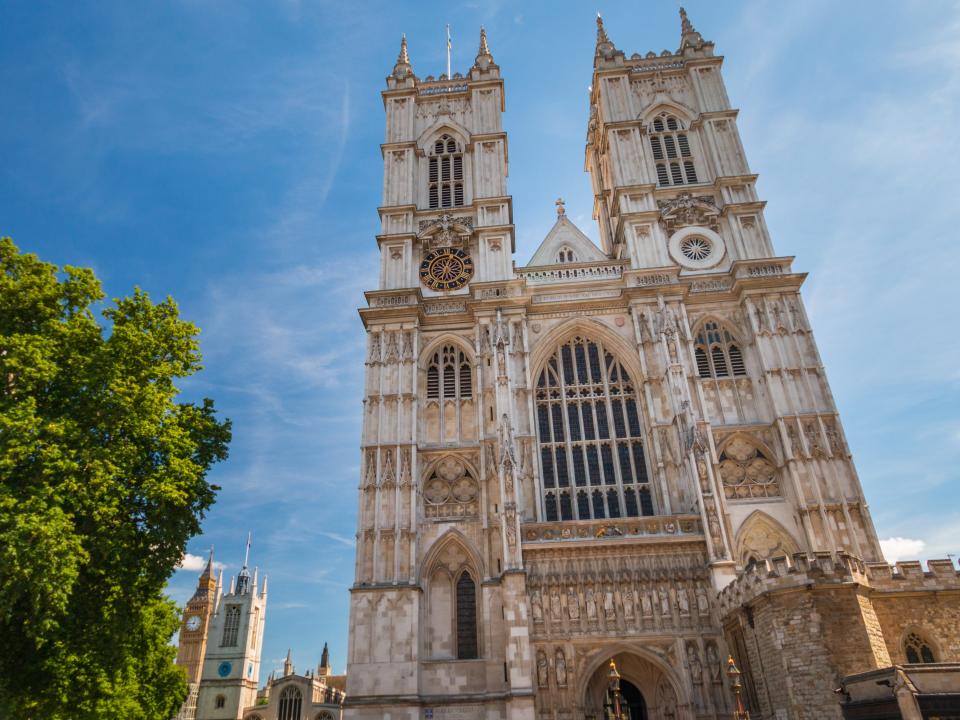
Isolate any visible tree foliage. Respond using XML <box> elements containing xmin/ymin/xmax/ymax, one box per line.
<box><xmin>0</xmin><ymin>238</ymin><xmax>231</xmax><ymax>719</ymax></box>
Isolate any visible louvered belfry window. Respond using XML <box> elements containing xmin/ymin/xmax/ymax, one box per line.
<box><xmin>694</xmin><ymin>321</ymin><xmax>747</xmax><ymax>379</ymax></box>
<box><xmin>221</xmin><ymin>605</ymin><xmax>240</xmax><ymax>647</ymax></box>
<box><xmin>649</xmin><ymin>113</ymin><xmax>699</xmax><ymax>187</ymax></box>
<box><xmin>535</xmin><ymin>337</ymin><xmax>653</xmax><ymax>522</ymax></box>
<box><xmin>428</xmin><ymin>134</ymin><xmax>465</xmax><ymax>209</ymax></box>
<box><xmin>456</xmin><ymin>571</ymin><xmax>478</xmax><ymax>659</ymax></box>
<box><xmin>426</xmin><ymin>345</ymin><xmax>472</xmax><ymax>400</ymax></box>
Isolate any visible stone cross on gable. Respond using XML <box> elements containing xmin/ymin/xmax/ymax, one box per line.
<box><xmin>555</xmin><ymin>197</ymin><xmax>565</xmax><ymax>216</ymax></box>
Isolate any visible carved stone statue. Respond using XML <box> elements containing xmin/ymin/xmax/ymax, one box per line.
<box><xmin>696</xmin><ymin>586</ymin><xmax>710</xmax><ymax>615</ymax></box>
<box><xmin>586</xmin><ymin>587</ymin><xmax>598</xmax><ymax>620</ymax></box>
<box><xmin>567</xmin><ymin>587</ymin><xmax>581</xmax><ymax>620</ymax></box>
<box><xmin>622</xmin><ymin>588</ymin><xmax>635</xmax><ymax>619</ymax></box>
<box><xmin>550</xmin><ymin>588</ymin><xmax>562</xmax><ymax>621</ymax></box>
<box><xmin>641</xmin><ymin>592</ymin><xmax>653</xmax><ymax>616</ymax></box>
<box><xmin>706</xmin><ymin>642</ymin><xmax>721</xmax><ymax>682</ymax></box>
<box><xmin>676</xmin><ymin>587</ymin><xmax>690</xmax><ymax>615</ymax></box>
<box><xmin>531</xmin><ymin>591</ymin><xmax>543</xmax><ymax>623</ymax></box>
<box><xmin>603</xmin><ymin>585</ymin><xmax>615</xmax><ymax>619</ymax></box>
<box><xmin>659</xmin><ymin>588</ymin><xmax>671</xmax><ymax>617</ymax></box>
<box><xmin>555</xmin><ymin>649</ymin><xmax>567</xmax><ymax>687</ymax></box>
<box><xmin>536</xmin><ymin>650</ymin><xmax>549</xmax><ymax>688</ymax></box>
<box><xmin>687</xmin><ymin>643</ymin><xmax>703</xmax><ymax>684</ymax></box>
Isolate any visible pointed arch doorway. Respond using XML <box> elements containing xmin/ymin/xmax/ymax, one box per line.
<box><xmin>581</xmin><ymin>651</ymin><xmax>684</xmax><ymax>720</ymax></box>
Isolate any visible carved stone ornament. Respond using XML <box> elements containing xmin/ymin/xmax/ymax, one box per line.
<box><xmin>422</xmin><ymin>457</ymin><xmax>479</xmax><ymax>520</ymax></box>
<box><xmin>417</xmin><ymin>214</ymin><xmax>474</xmax><ymax>251</ymax></box>
<box><xmin>719</xmin><ymin>438</ymin><xmax>780</xmax><ymax>499</ymax></box>
<box><xmin>658</xmin><ymin>192</ymin><xmax>721</xmax><ymax>235</ymax></box>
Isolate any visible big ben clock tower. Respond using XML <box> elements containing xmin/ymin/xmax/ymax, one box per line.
<box><xmin>175</xmin><ymin>550</ymin><xmax>220</xmax><ymax>720</ymax></box>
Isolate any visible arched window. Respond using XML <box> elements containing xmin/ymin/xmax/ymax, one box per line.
<box><xmin>648</xmin><ymin>112</ymin><xmax>698</xmax><ymax>186</ymax></box>
<box><xmin>221</xmin><ymin>604</ymin><xmax>241</xmax><ymax>646</ymax></box>
<box><xmin>428</xmin><ymin>134</ymin><xmax>465</xmax><ymax>209</ymax></box>
<box><xmin>215</xmin><ymin>695</ymin><xmax>226</xmax><ymax>709</ymax></box>
<box><xmin>455</xmin><ymin>571</ymin><xmax>478</xmax><ymax>659</ymax></box>
<box><xmin>535</xmin><ymin>336</ymin><xmax>653</xmax><ymax>521</ymax></box>
<box><xmin>694</xmin><ymin>321</ymin><xmax>747</xmax><ymax>378</ymax></box>
<box><xmin>904</xmin><ymin>632</ymin><xmax>937</xmax><ymax>664</ymax></box>
<box><xmin>278</xmin><ymin>686</ymin><xmax>303</xmax><ymax>720</ymax></box>
<box><xmin>557</xmin><ymin>246</ymin><xmax>577</xmax><ymax>264</ymax></box>
<box><xmin>426</xmin><ymin>345</ymin><xmax>472</xmax><ymax>400</ymax></box>
<box><xmin>317</xmin><ymin>713</ymin><xmax>335</xmax><ymax>720</ymax></box>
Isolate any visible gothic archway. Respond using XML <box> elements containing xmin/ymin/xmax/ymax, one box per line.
<box><xmin>578</xmin><ymin>648</ymin><xmax>690</xmax><ymax>720</ymax></box>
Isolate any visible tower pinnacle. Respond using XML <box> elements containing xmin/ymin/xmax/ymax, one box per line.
<box><xmin>473</xmin><ymin>26</ymin><xmax>495</xmax><ymax>70</ymax></box>
<box><xmin>284</xmin><ymin>649</ymin><xmax>294</xmax><ymax>676</ymax></box>
<box><xmin>679</xmin><ymin>6</ymin><xmax>706</xmax><ymax>51</ymax></box>
<box><xmin>594</xmin><ymin>13</ymin><xmax>618</xmax><ymax>62</ymax></box>
<box><xmin>392</xmin><ymin>34</ymin><xmax>414</xmax><ymax>80</ymax></box>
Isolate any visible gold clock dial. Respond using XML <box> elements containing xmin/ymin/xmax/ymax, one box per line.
<box><xmin>419</xmin><ymin>247</ymin><xmax>474</xmax><ymax>291</ymax></box>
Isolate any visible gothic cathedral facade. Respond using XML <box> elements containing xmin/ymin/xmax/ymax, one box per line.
<box><xmin>345</xmin><ymin>11</ymin><xmax>959</xmax><ymax>720</ymax></box>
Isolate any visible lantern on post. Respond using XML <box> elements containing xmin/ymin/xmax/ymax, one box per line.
<box><xmin>607</xmin><ymin>658</ymin><xmax>623</xmax><ymax>720</ymax></box>
<box><xmin>727</xmin><ymin>656</ymin><xmax>750</xmax><ymax>720</ymax></box>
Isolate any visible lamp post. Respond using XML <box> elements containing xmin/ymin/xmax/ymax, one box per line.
<box><xmin>727</xmin><ymin>656</ymin><xmax>750</xmax><ymax>720</ymax></box>
<box><xmin>607</xmin><ymin>659</ymin><xmax>623</xmax><ymax>720</ymax></box>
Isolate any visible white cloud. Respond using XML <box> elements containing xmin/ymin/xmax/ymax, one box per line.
<box><xmin>178</xmin><ymin>553</ymin><xmax>226</xmax><ymax>573</ymax></box>
<box><xmin>879</xmin><ymin>537</ymin><xmax>926</xmax><ymax>563</ymax></box>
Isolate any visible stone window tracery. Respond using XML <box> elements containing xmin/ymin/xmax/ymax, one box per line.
<box><xmin>215</xmin><ymin>695</ymin><xmax>226</xmax><ymax>709</ymax></box>
<box><xmin>278</xmin><ymin>686</ymin><xmax>303</xmax><ymax>720</ymax></box>
<box><xmin>423</xmin><ymin>457</ymin><xmax>479</xmax><ymax>520</ymax></box>
<box><xmin>557</xmin><ymin>246</ymin><xmax>577</xmax><ymax>264</ymax></box>
<box><xmin>904</xmin><ymin>631</ymin><xmax>937</xmax><ymax>664</ymax></box>
<box><xmin>426</xmin><ymin>345</ymin><xmax>472</xmax><ymax>400</ymax></box>
<box><xmin>649</xmin><ymin>112</ymin><xmax>698</xmax><ymax>186</ymax></box>
<box><xmin>694</xmin><ymin>321</ymin><xmax>746</xmax><ymax>378</ymax></box>
<box><xmin>719</xmin><ymin>438</ymin><xmax>780</xmax><ymax>499</ymax></box>
<box><xmin>535</xmin><ymin>336</ymin><xmax>653</xmax><ymax>521</ymax></box>
<box><xmin>428</xmin><ymin>134</ymin><xmax>464</xmax><ymax>209</ymax></box>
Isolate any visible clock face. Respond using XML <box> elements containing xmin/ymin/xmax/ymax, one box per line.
<box><xmin>419</xmin><ymin>247</ymin><xmax>474</xmax><ymax>291</ymax></box>
<box><xmin>185</xmin><ymin>615</ymin><xmax>201</xmax><ymax>632</ymax></box>
<box><xmin>217</xmin><ymin>661</ymin><xmax>232</xmax><ymax>678</ymax></box>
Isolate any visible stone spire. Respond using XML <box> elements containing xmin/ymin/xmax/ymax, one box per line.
<box><xmin>284</xmin><ymin>649</ymin><xmax>293</xmax><ymax>676</ymax></box>
<box><xmin>594</xmin><ymin>13</ymin><xmax>617</xmax><ymax>61</ymax></box>
<box><xmin>473</xmin><ymin>26</ymin><xmax>495</xmax><ymax>70</ymax></box>
<box><xmin>392</xmin><ymin>34</ymin><xmax>414</xmax><ymax>79</ymax></box>
<box><xmin>319</xmin><ymin>641</ymin><xmax>330</xmax><ymax>675</ymax></box>
<box><xmin>679</xmin><ymin>6</ymin><xmax>705</xmax><ymax>51</ymax></box>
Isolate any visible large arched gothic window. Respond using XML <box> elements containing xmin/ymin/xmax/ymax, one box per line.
<box><xmin>277</xmin><ymin>686</ymin><xmax>303</xmax><ymax>720</ymax></box>
<box><xmin>455</xmin><ymin>571</ymin><xmax>478</xmax><ymax>659</ymax></box>
<box><xmin>694</xmin><ymin>321</ymin><xmax>746</xmax><ymax>378</ymax></box>
<box><xmin>423</xmin><ymin>342</ymin><xmax>477</xmax><ymax>444</ymax></box>
<box><xmin>648</xmin><ymin>112</ymin><xmax>698</xmax><ymax>186</ymax></box>
<box><xmin>428</xmin><ymin>134</ymin><xmax>465</xmax><ymax>209</ymax></box>
<box><xmin>535</xmin><ymin>336</ymin><xmax>653</xmax><ymax>521</ymax></box>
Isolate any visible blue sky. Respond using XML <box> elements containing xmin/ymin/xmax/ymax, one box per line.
<box><xmin>2</xmin><ymin>0</ymin><xmax>959</xmax><ymax>682</ymax></box>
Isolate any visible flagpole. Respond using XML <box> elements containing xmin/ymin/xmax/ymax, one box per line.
<box><xmin>446</xmin><ymin>24</ymin><xmax>451</xmax><ymax>78</ymax></box>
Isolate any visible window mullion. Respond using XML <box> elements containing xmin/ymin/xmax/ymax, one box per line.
<box><xmin>558</xmin><ymin>347</ymin><xmax>578</xmax><ymax>519</ymax></box>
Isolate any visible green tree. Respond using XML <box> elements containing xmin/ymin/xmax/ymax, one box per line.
<box><xmin>0</xmin><ymin>238</ymin><xmax>231</xmax><ymax>719</ymax></box>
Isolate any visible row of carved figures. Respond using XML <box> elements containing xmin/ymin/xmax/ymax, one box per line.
<box><xmin>529</xmin><ymin>581</ymin><xmax>712</xmax><ymax>629</ymax></box>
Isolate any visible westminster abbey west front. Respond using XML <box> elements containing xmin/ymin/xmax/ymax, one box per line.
<box><xmin>344</xmin><ymin>10</ymin><xmax>960</xmax><ymax>720</ymax></box>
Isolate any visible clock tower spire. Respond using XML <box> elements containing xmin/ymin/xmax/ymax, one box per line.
<box><xmin>174</xmin><ymin>548</ymin><xmax>217</xmax><ymax>720</ymax></box>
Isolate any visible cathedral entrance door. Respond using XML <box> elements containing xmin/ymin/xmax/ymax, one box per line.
<box><xmin>603</xmin><ymin>678</ymin><xmax>647</xmax><ymax>720</ymax></box>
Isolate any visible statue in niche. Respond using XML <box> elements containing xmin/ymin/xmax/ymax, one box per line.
<box><xmin>687</xmin><ymin>643</ymin><xmax>703</xmax><ymax>684</ymax></box>
<box><xmin>536</xmin><ymin>650</ymin><xmax>549</xmax><ymax>688</ymax></box>
<box><xmin>641</xmin><ymin>592</ymin><xmax>653</xmax><ymax>616</ymax></box>
<box><xmin>585</xmin><ymin>586</ymin><xmax>598</xmax><ymax>620</ymax></box>
<box><xmin>696</xmin><ymin>458</ymin><xmax>711</xmax><ymax>494</ymax></box>
<box><xmin>550</xmin><ymin>587</ymin><xmax>562</xmax><ymax>621</ymax></box>
<box><xmin>555</xmin><ymin>649</ymin><xmax>567</xmax><ymax>687</ymax></box>
<box><xmin>696</xmin><ymin>586</ymin><xmax>710</xmax><ymax>615</ymax></box>
<box><xmin>530</xmin><ymin>591</ymin><xmax>543</xmax><ymax>623</ymax></box>
<box><xmin>567</xmin><ymin>587</ymin><xmax>581</xmax><ymax>620</ymax></box>
<box><xmin>622</xmin><ymin>588</ymin><xmax>635</xmax><ymax>619</ymax></box>
<box><xmin>603</xmin><ymin>585</ymin><xmax>615</xmax><ymax>619</ymax></box>
<box><xmin>659</xmin><ymin>588</ymin><xmax>671</xmax><ymax>617</ymax></box>
<box><xmin>706</xmin><ymin>642</ymin><xmax>721</xmax><ymax>682</ymax></box>
<box><xmin>676</xmin><ymin>587</ymin><xmax>690</xmax><ymax>615</ymax></box>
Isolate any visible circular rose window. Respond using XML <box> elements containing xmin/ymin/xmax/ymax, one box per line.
<box><xmin>680</xmin><ymin>236</ymin><xmax>712</xmax><ymax>261</ymax></box>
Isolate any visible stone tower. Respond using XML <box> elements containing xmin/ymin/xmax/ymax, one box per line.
<box><xmin>346</xmin><ymin>11</ymin><xmax>887</xmax><ymax>720</ymax></box>
<box><xmin>175</xmin><ymin>551</ymin><xmax>220</xmax><ymax>720</ymax></box>
<box><xmin>196</xmin><ymin>536</ymin><xmax>267</xmax><ymax>720</ymax></box>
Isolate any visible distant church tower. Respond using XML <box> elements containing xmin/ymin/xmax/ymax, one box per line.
<box><xmin>196</xmin><ymin>535</ymin><xmax>267</xmax><ymax>720</ymax></box>
<box><xmin>175</xmin><ymin>551</ymin><xmax>220</xmax><ymax>720</ymax></box>
<box><xmin>346</xmin><ymin>11</ymin><xmax>885</xmax><ymax>720</ymax></box>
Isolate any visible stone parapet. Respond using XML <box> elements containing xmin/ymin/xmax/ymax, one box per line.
<box><xmin>717</xmin><ymin>552</ymin><xmax>960</xmax><ymax>614</ymax></box>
